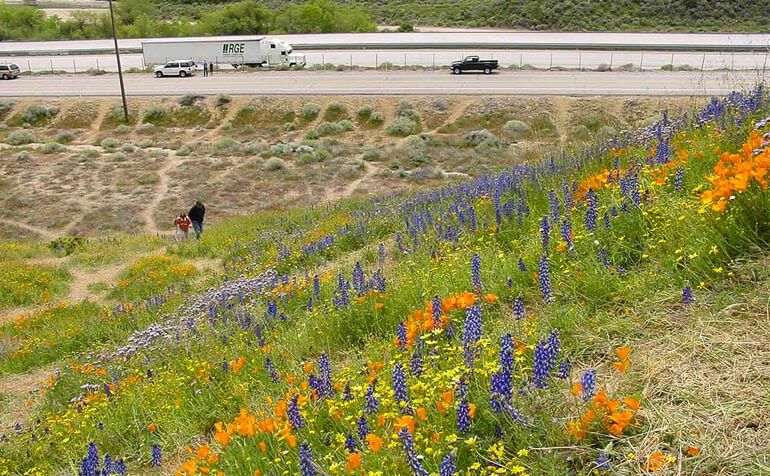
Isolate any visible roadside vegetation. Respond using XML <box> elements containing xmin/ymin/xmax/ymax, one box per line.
<box><xmin>0</xmin><ymin>86</ymin><xmax>768</xmax><ymax>475</ymax></box>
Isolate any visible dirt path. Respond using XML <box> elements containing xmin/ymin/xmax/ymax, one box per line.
<box><xmin>68</xmin><ymin>263</ymin><xmax>126</xmax><ymax>302</ymax></box>
<box><xmin>0</xmin><ymin>366</ymin><xmax>56</xmax><ymax>431</ymax></box>
<box><xmin>0</xmin><ymin>219</ymin><xmax>57</xmax><ymax>240</ymax></box>
<box><xmin>142</xmin><ymin>153</ymin><xmax>181</xmax><ymax>235</ymax></box>
<box><xmin>432</xmin><ymin>98</ymin><xmax>473</xmax><ymax>133</ymax></box>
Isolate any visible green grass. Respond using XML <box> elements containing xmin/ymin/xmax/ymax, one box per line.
<box><xmin>0</xmin><ymin>261</ymin><xmax>71</xmax><ymax>311</ymax></box>
<box><xmin>108</xmin><ymin>254</ymin><xmax>198</xmax><ymax>301</ymax></box>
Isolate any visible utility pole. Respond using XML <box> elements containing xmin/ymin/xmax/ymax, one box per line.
<box><xmin>109</xmin><ymin>0</ymin><xmax>129</xmax><ymax>123</ymax></box>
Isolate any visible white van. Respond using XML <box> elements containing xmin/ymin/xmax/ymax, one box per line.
<box><xmin>154</xmin><ymin>60</ymin><xmax>196</xmax><ymax>78</ymax></box>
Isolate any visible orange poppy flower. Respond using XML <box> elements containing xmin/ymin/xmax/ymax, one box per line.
<box><xmin>468</xmin><ymin>403</ymin><xmax>477</xmax><ymax>419</ymax></box>
<box><xmin>623</xmin><ymin>396</ymin><xmax>640</xmax><ymax>411</ymax></box>
<box><xmin>484</xmin><ymin>293</ymin><xmax>499</xmax><ymax>304</ymax></box>
<box><xmin>345</xmin><ymin>452</ymin><xmax>363</xmax><ymax>473</ymax></box>
<box><xmin>646</xmin><ymin>450</ymin><xmax>666</xmax><ymax>471</ymax></box>
<box><xmin>441</xmin><ymin>390</ymin><xmax>453</xmax><ymax>404</ymax></box>
<box><xmin>615</xmin><ymin>347</ymin><xmax>631</xmax><ymax>360</ymax></box>
<box><xmin>685</xmin><ymin>446</ymin><xmax>700</xmax><ymax>457</ymax></box>
<box><xmin>365</xmin><ymin>433</ymin><xmax>384</xmax><ymax>453</ymax></box>
<box><xmin>303</xmin><ymin>362</ymin><xmax>314</xmax><ymax>374</ymax></box>
<box><xmin>196</xmin><ymin>444</ymin><xmax>211</xmax><ymax>459</ymax></box>
<box><xmin>415</xmin><ymin>407</ymin><xmax>427</xmax><ymax>421</ymax></box>
<box><xmin>436</xmin><ymin>400</ymin><xmax>447</xmax><ymax>415</ymax></box>
<box><xmin>147</xmin><ymin>423</ymin><xmax>158</xmax><ymax>432</ymax></box>
<box><xmin>394</xmin><ymin>415</ymin><xmax>416</xmax><ymax>433</ymax></box>
<box><xmin>377</xmin><ymin>415</ymin><xmax>386</xmax><ymax>427</ymax></box>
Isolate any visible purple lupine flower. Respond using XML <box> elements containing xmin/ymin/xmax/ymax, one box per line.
<box><xmin>674</xmin><ymin>166</ymin><xmax>685</xmax><ymax>191</ymax></box>
<box><xmin>471</xmin><ymin>254</ymin><xmax>482</xmax><ymax>291</ymax></box>
<box><xmin>80</xmin><ymin>442</ymin><xmax>99</xmax><ymax>476</ymax></box>
<box><xmin>598</xmin><ymin>248</ymin><xmax>610</xmax><ymax>268</ymax></box>
<box><xmin>103</xmin><ymin>454</ymin><xmax>115</xmax><ymax>475</ymax></box>
<box><xmin>560</xmin><ymin>219</ymin><xmax>574</xmax><ymax>250</ymax></box>
<box><xmin>151</xmin><ymin>444</ymin><xmax>162</xmax><ymax>467</ymax></box>
<box><xmin>499</xmin><ymin>333</ymin><xmax>515</xmax><ymax>371</ymax></box>
<box><xmin>319</xmin><ymin>353</ymin><xmax>333</xmax><ymax>398</ymax></box>
<box><xmin>596</xmin><ymin>451</ymin><xmax>612</xmax><ymax>470</ymax></box>
<box><xmin>580</xmin><ymin>370</ymin><xmax>596</xmax><ymax>401</ymax></box>
<box><xmin>345</xmin><ymin>433</ymin><xmax>357</xmax><ymax>452</ymax></box>
<box><xmin>397</xmin><ymin>322</ymin><xmax>407</xmax><ymax>350</ymax></box>
<box><xmin>462</xmin><ymin>305</ymin><xmax>483</xmax><ymax>368</ymax></box>
<box><xmin>115</xmin><ymin>459</ymin><xmax>126</xmax><ymax>475</ymax></box>
<box><xmin>682</xmin><ymin>286</ymin><xmax>694</xmax><ymax>304</ymax></box>
<box><xmin>306</xmin><ymin>298</ymin><xmax>313</xmax><ymax>311</ymax></box>
<box><xmin>370</xmin><ymin>269</ymin><xmax>386</xmax><ymax>293</ymax></box>
<box><xmin>392</xmin><ymin>363</ymin><xmax>410</xmax><ymax>407</ymax></box>
<box><xmin>104</xmin><ymin>383</ymin><xmax>112</xmax><ymax>399</ymax></box>
<box><xmin>378</xmin><ymin>243</ymin><xmax>386</xmax><ymax>265</ymax></box>
<box><xmin>456</xmin><ymin>398</ymin><xmax>472</xmax><ymax>433</ymax></box>
<box><xmin>266</xmin><ymin>301</ymin><xmax>278</xmax><ymax>319</ymax></box>
<box><xmin>533</xmin><ymin>337</ymin><xmax>557</xmax><ymax>389</ymax></box>
<box><xmin>265</xmin><ymin>357</ymin><xmax>280</xmax><ymax>383</ymax></box>
<box><xmin>562</xmin><ymin>180</ymin><xmax>574</xmax><ymax>214</ymax></box>
<box><xmin>364</xmin><ymin>383</ymin><xmax>379</xmax><ymax>414</ymax></box>
<box><xmin>489</xmin><ymin>369</ymin><xmax>513</xmax><ymax>413</ymax></box>
<box><xmin>398</xmin><ymin>428</ymin><xmax>429</xmax><ymax>476</ymax></box>
<box><xmin>352</xmin><ymin>262</ymin><xmax>366</xmax><ymax>296</ymax></box>
<box><xmin>342</xmin><ymin>381</ymin><xmax>353</xmax><ymax>401</ymax></box>
<box><xmin>357</xmin><ymin>415</ymin><xmax>369</xmax><ymax>441</ymax></box>
<box><xmin>547</xmin><ymin>330</ymin><xmax>560</xmax><ymax>361</ymax></box>
<box><xmin>548</xmin><ymin>190</ymin><xmax>561</xmax><ymax>223</ymax></box>
<box><xmin>557</xmin><ymin>360</ymin><xmax>571</xmax><ymax>379</ymax></box>
<box><xmin>517</xmin><ymin>257</ymin><xmax>527</xmax><ymax>272</ymax></box>
<box><xmin>540</xmin><ymin>216</ymin><xmax>550</xmax><ymax>251</ymax></box>
<box><xmin>506</xmin><ymin>276</ymin><xmax>513</xmax><ymax>289</ymax></box>
<box><xmin>468</xmin><ymin>205</ymin><xmax>478</xmax><ymax>232</ymax></box>
<box><xmin>432</xmin><ymin>295</ymin><xmax>442</xmax><ymax>329</ymax></box>
<box><xmin>584</xmin><ymin>189</ymin><xmax>598</xmax><ymax>232</ymax></box>
<box><xmin>440</xmin><ymin>452</ymin><xmax>457</xmax><ymax>476</ymax></box>
<box><xmin>308</xmin><ymin>374</ymin><xmax>323</xmax><ymax>398</ymax></box>
<box><xmin>313</xmin><ymin>275</ymin><xmax>320</xmax><ymax>300</ymax></box>
<box><xmin>455</xmin><ymin>376</ymin><xmax>469</xmax><ymax>400</ymax></box>
<box><xmin>299</xmin><ymin>442</ymin><xmax>316</xmax><ymax>476</ymax></box>
<box><xmin>513</xmin><ymin>296</ymin><xmax>525</xmax><ymax>320</ymax></box>
<box><xmin>288</xmin><ymin>394</ymin><xmax>304</xmax><ymax>430</ymax></box>
<box><xmin>603</xmin><ymin>211</ymin><xmax>611</xmax><ymax>230</ymax></box>
<box><xmin>411</xmin><ymin>347</ymin><xmax>423</xmax><ymax>377</ymax></box>
<box><xmin>538</xmin><ymin>254</ymin><xmax>553</xmax><ymax>303</ymax></box>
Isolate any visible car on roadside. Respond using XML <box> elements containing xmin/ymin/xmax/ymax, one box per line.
<box><xmin>451</xmin><ymin>56</ymin><xmax>499</xmax><ymax>75</ymax></box>
<box><xmin>153</xmin><ymin>60</ymin><xmax>196</xmax><ymax>78</ymax></box>
<box><xmin>0</xmin><ymin>63</ymin><xmax>21</xmax><ymax>80</ymax></box>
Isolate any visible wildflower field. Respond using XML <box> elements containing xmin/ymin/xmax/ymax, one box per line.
<box><xmin>1</xmin><ymin>86</ymin><xmax>770</xmax><ymax>476</ymax></box>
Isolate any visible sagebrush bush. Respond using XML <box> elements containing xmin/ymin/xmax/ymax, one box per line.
<box><xmin>137</xmin><ymin>123</ymin><xmax>155</xmax><ymax>134</ymax></box>
<box><xmin>300</xmin><ymin>103</ymin><xmax>321</xmax><ymax>121</ymax></box>
<box><xmin>142</xmin><ymin>106</ymin><xmax>167</xmax><ymax>125</ymax></box>
<box><xmin>269</xmin><ymin>143</ymin><xmax>294</xmax><ymax>156</ymax></box>
<box><xmin>177</xmin><ymin>143</ymin><xmax>195</xmax><ymax>156</ymax></box>
<box><xmin>20</xmin><ymin>104</ymin><xmax>59</xmax><ymax>125</ymax></box>
<box><xmin>362</xmin><ymin>149</ymin><xmax>384</xmax><ymax>161</ymax></box>
<box><xmin>215</xmin><ymin>94</ymin><xmax>232</xmax><ymax>107</ymax></box>
<box><xmin>213</xmin><ymin>137</ymin><xmax>241</xmax><ymax>156</ymax></box>
<box><xmin>54</xmin><ymin>130</ymin><xmax>75</xmax><ymax>144</ymax></box>
<box><xmin>386</xmin><ymin>116</ymin><xmax>419</xmax><ymax>137</ymax></box>
<box><xmin>369</xmin><ymin>111</ymin><xmax>385</xmax><ymax>125</ymax></box>
<box><xmin>120</xmin><ymin>143</ymin><xmax>135</xmax><ymax>153</ymax></box>
<box><xmin>570</xmin><ymin>124</ymin><xmax>592</xmax><ymax>141</ymax></box>
<box><xmin>464</xmin><ymin>129</ymin><xmax>499</xmax><ymax>147</ymax></box>
<box><xmin>41</xmin><ymin>142</ymin><xmax>63</xmax><ymax>154</ymax></box>
<box><xmin>323</xmin><ymin>103</ymin><xmax>347</xmax><ymax>122</ymax></box>
<box><xmin>100</xmin><ymin>138</ymin><xmax>119</xmax><ymax>149</ymax></box>
<box><xmin>0</xmin><ymin>99</ymin><xmax>14</xmax><ymax>116</ymax></box>
<box><xmin>6</xmin><ymin>130</ymin><xmax>35</xmax><ymax>145</ymax></box>
<box><xmin>178</xmin><ymin>94</ymin><xmax>206</xmax><ymax>107</ymax></box>
<box><xmin>356</xmin><ymin>104</ymin><xmax>373</xmax><ymax>119</ymax></box>
<box><xmin>503</xmin><ymin>120</ymin><xmax>530</xmax><ymax>138</ymax></box>
<box><xmin>15</xmin><ymin>150</ymin><xmax>30</xmax><ymax>161</ymax></box>
<box><xmin>114</xmin><ymin>124</ymin><xmax>132</xmax><ymax>135</ymax></box>
<box><xmin>137</xmin><ymin>139</ymin><xmax>153</xmax><ymax>149</ymax></box>
<box><xmin>265</xmin><ymin>157</ymin><xmax>287</xmax><ymax>171</ymax></box>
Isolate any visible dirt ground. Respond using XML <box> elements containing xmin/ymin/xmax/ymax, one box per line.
<box><xmin>0</xmin><ymin>94</ymin><xmax>705</xmax><ymax>239</ymax></box>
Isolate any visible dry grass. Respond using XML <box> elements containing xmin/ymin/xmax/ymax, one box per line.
<box><xmin>0</xmin><ymin>95</ymin><xmax>707</xmax><ymax>238</ymax></box>
<box><xmin>626</xmin><ymin>257</ymin><xmax>770</xmax><ymax>475</ymax></box>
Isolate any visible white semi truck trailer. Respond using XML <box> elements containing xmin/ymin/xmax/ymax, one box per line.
<box><xmin>142</xmin><ymin>36</ymin><xmax>306</xmax><ymax>68</ymax></box>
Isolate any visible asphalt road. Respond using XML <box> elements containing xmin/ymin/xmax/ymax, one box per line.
<box><xmin>0</xmin><ymin>71</ymin><xmax>764</xmax><ymax>97</ymax></box>
<box><xmin>3</xmin><ymin>32</ymin><xmax>770</xmax><ymax>54</ymax></box>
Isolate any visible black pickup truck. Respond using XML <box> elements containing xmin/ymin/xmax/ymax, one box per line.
<box><xmin>451</xmin><ymin>56</ymin><xmax>499</xmax><ymax>74</ymax></box>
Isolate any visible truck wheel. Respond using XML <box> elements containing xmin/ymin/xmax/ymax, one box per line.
<box><xmin>155</xmin><ymin>71</ymin><xmax>163</xmax><ymax>78</ymax></box>
<box><xmin>1</xmin><ymin>74</ymin><xmax>8</xmax><ymax>80</ymax></box>
<box><xmin>179</xmin><ymin>71</ymin><xmax>187</xmax><ymax>77</ymax></box>
<box><xmin>484</xmin><ymin>67</ymin><xmax>491</xmax><ymax>74</ymax></box>
<box><xmin>453</xmin><ymin>67</ymin><xmax>461</xmax><ymax>75</ymax></box>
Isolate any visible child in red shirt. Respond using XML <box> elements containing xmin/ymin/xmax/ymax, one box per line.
<box><xmin>174</xmin><ymin>213</ymin><xmax>192</xmax><ymax>241</ymax></box>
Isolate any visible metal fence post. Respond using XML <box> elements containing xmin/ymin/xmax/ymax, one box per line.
<box><xmin>609</xmin><ymin>52</ymin><xmax>613</xmax><ymax>71</ymax></box>
<box><xmin>519</xmin><ymin>53</ymin><xmax>522</xmax><ymax>69</ymax></box>
<box><xmin>432</xmin><ymin>53</ymin><xmax>435</xmax><ymax>71</ymax></box>
<box><xmin>27</xmin><ymin>59</ymin><xmax>31</xmax><ymax>73</ymax></box>
<box><xmin>762</xmin><ymin>52</ymin><xmax>768</xmax><ymax>77</ymax></box>
<box><xmin>350</xmin><ymin>53</ymin><xmax>352</xmax><ymax>70</ymax></box>
<box><xmin>322</xmin><ymin>54</ymin><xmax>325</xmax><ymax>70</ymax></box>
<box><xmin>73</xmin><ymin>59</ymin><xmax>77</xmax><ymax>74</ymax></box>
<box><xmin>549</xmin><ymin>53</ymin><xmax>553</xmax><ymax>70</ymax></box>
<box><xmin>701</xmin><ymin>53</ymin><xmax>706</xmax><ymax>71</ymax></box>
<box><xmin>404</xmin><ymin>53</ymin><xmax>407</xmax><ymax>68</ymax></box>
<box><xmin>96</xmin><ymin>58</ymin><xmax>100</xmax><ymax>71</ymax></box>
<box><xmin>578</xmin><ymin>50</ymin><xmax>582</xmax><ymax>71</ymax></box>
<box><xmin>50</xmin><ymin>60</ymin><xmax>54</xmax><ymax>74</ymax></box>
<box><xmin>731</xmin><ymin>52</ymin><xmax>735</xmax><ymax>70</ymax></box>
<box><xmin>640</xmin><ymin>52</ymin><xmax>644</xmax><ymax>71</ymax></box>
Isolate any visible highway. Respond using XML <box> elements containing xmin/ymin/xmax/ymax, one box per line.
<box><xmin>0</xmin><ymin>70</ymin><xmax>764</xmax><ymax>97</ymax></box>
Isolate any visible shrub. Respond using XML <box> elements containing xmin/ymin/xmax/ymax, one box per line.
<box><xmin>20</xmin><ymin>104</ymin><xmax>59</xmax><ymax>125</ymax></box>
<box><xmin>362</xmin><ymin>149</ymin><xmax>384</xmax><ymax>161</ymax></box>
<box><xmin>177</xmin><ymin>143</ymin><xmax>195</xmax><ymax>156</ymax></box>
<box><xmin>121</xmin><ymin>143</ymin><xmax>135</xmax><ymax>153</ymax></box>
<box><xmin>595</xmin><ymin>63</ymin><xmax>612</xmax><ymax>72</ymax></box>
<box><xmin>137</xmin><ymin>123</ymin><xmax>155</xmax><ymax>134</ymax></box>
<box><xmin>0</xmin><ymin>99</ymin><xmax>14</xmax><ymax>116</ymax></box>
<box><xmin>215</xmin><ymin>94</ymin><xmax>232</xmax><ymax>107</ymax></box>
<box><xmin>265</xmin><ymin>157</ymin><xmax>286</xmax><ymax>171</ymax></box>
<box><xmin>269</xmin><ymin>143</ymin><xmax>294</xmax><ymax>156</ymax></box>
<box><xmin>300</xmin><ymin>103</ymin><xmax>321</xmax><ymax>121</ymax></box>
<box><xmin>111</xmin><ymin>152</ymin><xmax>126</xmax><ymax>161</ymax></box>
<box><xmin>314</xmin><ymin>120</ymin><xmax>355</xmax><ymax>137</ymax></box>
<box><xmin>386</xmin><ymin>116</ymin><xmax>419</xmax><ymax>137</ymax></box>
<box><xmin>284</xmin><ymin>122</ymin><xmax>296</xmax><ymax>131</ymax></box>
<box><xmin>83</xmin><ymin>148</ymin><xmax>100</xmax><ymax>158</ymax></box>
<box><xmin>213</xmin><ymin>137</ymin><xmax>241</xmax><ymax>156</ymax></box>
<box><xmin>503</xmin><ymin>120</ymin><xmax>530</xmax><ymax>139</ymax></box>
<box><xmin>137</xmin><ymin>139</ymin><xmax>153</xmax><ymax>149</ymax></box>
<box><xmin>570</xmin><ymin>124</ymin><xmax>592</xmax><ymax>141</ymax></box>
<box><xmin>15</xmin><ymin>150</ymin><xmax>30</xmax><ymax>161</ymax></box>
<box><xmin>54</xmin><ymin>130</ymin><xmax>75</xmax><ymax>144</ymax></box>
<box><xmin>531</xmin><ymin>113</ymin><xmax>558</xmax><ymax>138</ymax></box>
<box><xmin>177</xmin><ymin>94</ymin><xmax>206</xmax><ymax>107</ymax></box>
<box><xmin>369</xmin><ymin>111</ymin><xmax>385</xmax><ymax>125</ymax></box>
<box><xmin>142</xmin><ymin>106</ymin><xmax>168</xmax><ymax>125</ymax></box>
<box><xmin>114</xmin><ymin>124</ymin><xmax>132</xmax><ymax>134</ymax></box>
<box><xmin>245</xmin><ymin>142</ymin><xmax>266</xmax><ymax>156</ymax></box>
<box><xmin>323</xmin><ymin>103</ymin><xmax>347</xmax><ymax>122</ymax></box>
<box><xmin>597</xmin><ymin>125</ymin><xmax>617</xmax><ymax>138</ymax></box>
<box><xmin>6</xmin><ymin>130</ymin><xmax>35</xmax><ymax>145</ymax></box>
<box><xmin>356</xmin><ymin>104</ymin><xmax>373</xmax><ymax>119</ymax></box>
<box><xmin>395</xmin><ymin>99</ymin><xmax>419</xmax><ymax>121</ymax></box>
<box><xmin>464</xmin><ymin>129</ymin><xmax>499</xmax><ymax>147</ymax></box>
<box><xmin>41</xmin><ymin>142</ymin><xmax>63</xmax><ymax>154</ymax></box>
<box><xmin>100</xmin><ymin>138</ymin><xmax>119</xmax><ymax>149</ymax></box>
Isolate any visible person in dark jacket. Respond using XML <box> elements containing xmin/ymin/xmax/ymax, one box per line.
<box><xmin>188</xmin><ymin>200</ymin><xmax>206</xmax><ymax>239</ymax></box>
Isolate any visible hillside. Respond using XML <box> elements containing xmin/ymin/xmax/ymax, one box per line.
<box><xmin>0</xmin><ymin>93</ymin><xmax>703</xmax><ymax>239</ymax></box>
<box><xmin>0</xmin><ymin>85</ymin><xmax>768</xmax><ymax>475</ymax></box>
